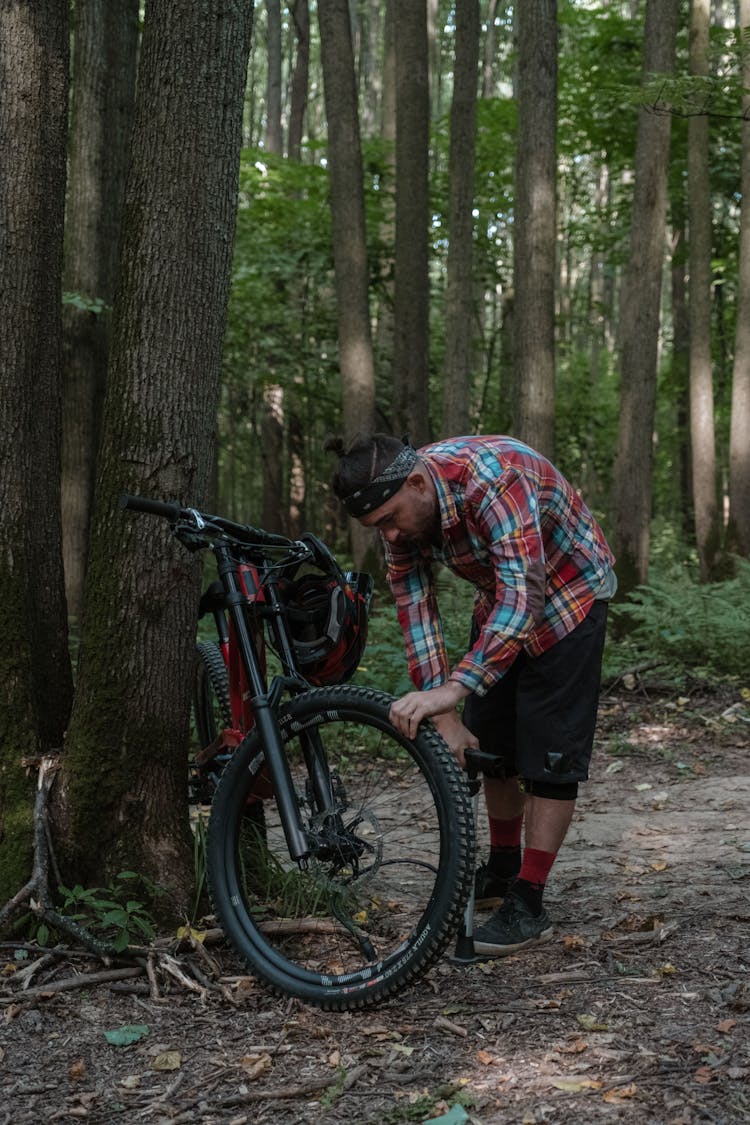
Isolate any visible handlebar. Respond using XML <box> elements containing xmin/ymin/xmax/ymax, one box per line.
<box><xmin>119</xmin><ymin>493</ymin><xmax>306</xmax><ymax>554</ymax></box>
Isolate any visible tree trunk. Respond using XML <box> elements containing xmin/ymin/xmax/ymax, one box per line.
<box><xmin>57</xmin><ymin>0</ymin><xmax>254</xmax><ymax>907</ymax></box>
<box><xmin>62</xmin><ymin>0</ymin><xmax>139</xmax><ymax>619</ymax></box>
<box><xmin>318</xmin><ymin>0</ymin><xmax>377</xmax><ymax>567</ymax></box>
<box><xmin>392</xmin><ymin>0</ymin><xmax>431</xmax><ymax>445</ymax></box>
<box><xmin>266</xmin><ymin>0</ymin><xmax>283</xmax><ymax>154</ymax></box>
<box><xmin>670</xmin><ymin>213</ymin><xmax>693</xmax><ymax>538</ymax></box>
<box><xmin>441</xmin><ymin>0</ymin><xmax>480</xmax><ymax>439</ymax></box>
<box><xmin>288</xmin><ymin>0</ymin><xmax>310</xmax><ymax>161</ymax></box>
<box><xmin>262</xmin><ymin>384</ymin><xmax>286</xmax><ymax>534</ymax></box>
<box><xmin>688</xmin><ymin>0</ymin><xmax>721</xmax><ymax>579</ymax></box>
<box><xmin>511</xmin><ymin>0</ymin><xmax>557</xmax><ymax>459</ymax></box>
<box><xmin>727</xmin><ymin>0</ymin><xmax>750</xmax><ymax>557</ymax></box>
<box><xmin>0</xmin><ymin>0</ymin><xmax>73</xmax><ymax>903</ymax></box>
<box><xmin>611</xmin><ymin>0</ymin><xmax>679</xmax><ymax>597</ymax></box>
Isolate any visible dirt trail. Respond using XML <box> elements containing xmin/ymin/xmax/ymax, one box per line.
<box><xmin>1</xmin><ymin>685</ymin><xmax>748</xmax><ymax>1124</ymax></box>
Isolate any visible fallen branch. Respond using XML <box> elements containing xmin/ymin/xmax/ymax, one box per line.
<box><xmin>1</xmin><ymin>965</ymin><xmax>144</xmax><ymax>1003</ymax></box>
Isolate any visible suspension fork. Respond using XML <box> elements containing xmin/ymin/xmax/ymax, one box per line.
<box><xmin>261</xmin><ymin>581</ymin><xmax>339</xmax><ymax>821</ymax></box>
<box><xmin>214</xmin><ymin>546</ymin><xmax>310</xmax><ymax>863</ymax></box>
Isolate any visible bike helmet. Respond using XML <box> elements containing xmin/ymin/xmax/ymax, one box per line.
<box><xmin>280</xmin><ymin>535</ymin><xmax>374</xmax><ymax>686</ymax></box>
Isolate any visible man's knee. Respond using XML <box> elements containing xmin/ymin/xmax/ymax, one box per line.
<box><xmin>521</xmin><ymin>778</ymin><xmax>579</xmax><ymax>800</ymax></box>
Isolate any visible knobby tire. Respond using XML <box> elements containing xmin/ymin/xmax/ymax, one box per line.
<box><xmin>206</xmin><ymin>685</ymin><xmax>474</xmax><ymax>1010</ymax></box>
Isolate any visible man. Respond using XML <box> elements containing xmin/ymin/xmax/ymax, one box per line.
<box><xmin>328</xmin><ymin>433</ymin><xmax>616</xmax><ymax>957</ymax></box>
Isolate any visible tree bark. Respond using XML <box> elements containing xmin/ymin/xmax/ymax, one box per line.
<box><xmin>265</xmin><ymin>0</ymin><xmax>283</xmax><ymax>154</ymax></box>
<box><xmin>441</xmin><ymin>0</ymin><xmax>480</xmax><ymax>439</ymax></box>
<box><xmin>688</xmin><ymin>0</ymin><xmax>721</xmax><ymax>580</ymax></box>
<box><xmin>392</xmin><ymin>0</ymin><xmax>431</xmax><ymax>445</ymax></box>
<box><xmin>0</xmin><ymin>0</ymin><xmax>72</xmax><ymax>902</ymax></box>
<box><xmin>288</xmin><ymin>0</ymin><xmax>310</xmax><ymax>161</ymax></box>
<box><xmin>727</xmin><ymin>0</ymin><xmax>750</xmax><ymax>557</ymax></box>
<box><xmin>512</xmin><ymin>0</ymin><xmax>558</xmax><ymax>459</ymax></box>
<box><xmin>58</xmin><ymin>0</ymin><xmax>254</xmax><ymax>906</ymax></box>
<box><xmin>62</xmin><ymin>0</ymin><xmax>139</xmax><ymax>618</ymax></box>
<box><xmin>318</xmin><ymin>0</ymin><xmax>377</xmax><ymax>567</ymax></box>
<box><xmin>612</xmin><ymin>0</ymin><xmax>679</xmax><ymax>597</ymax></box>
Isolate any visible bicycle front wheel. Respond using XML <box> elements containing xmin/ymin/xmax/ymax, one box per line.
<box><xmin>206</xmin><ymin>685</ymin><xmax>474</xmax><ymax>1009</ymax></box>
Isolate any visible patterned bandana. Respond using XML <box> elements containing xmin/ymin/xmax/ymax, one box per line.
<box><xmin>342</xmin><ymin>446</ymin><xmax>419</xmax><ymax>517</ymax></box>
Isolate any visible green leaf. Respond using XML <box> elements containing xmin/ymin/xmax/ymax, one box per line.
<box><xmin>104</xmin><ymin>1024</ymin><xmax>149</xmax><ymax>1046</ymax></box>
<box><xmin>424</xmin><ymin>1106</ymin><xmax>469</xmax><ymax>1125</ymax></box>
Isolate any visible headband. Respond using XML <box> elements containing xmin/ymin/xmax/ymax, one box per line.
<box><xmin>342</xmin><ymin>445</ymin><xmax>419</xmax><ymax>517</ymax></box>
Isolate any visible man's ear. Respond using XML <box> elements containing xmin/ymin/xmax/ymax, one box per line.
<box><xmin>405</xmin><ymin>468</ymin><xmax>427</xmax><ymax>493</ymax></box>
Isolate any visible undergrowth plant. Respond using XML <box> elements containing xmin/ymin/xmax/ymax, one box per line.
<box><xmin>610</xmin><ymin>559</ymin><xmax>750</xmax><ymax>680</ymax></box>
<box><xmin>56</xmin><ymin>871</ymin><xmax>165</xmax><ymax>952</ymax></box>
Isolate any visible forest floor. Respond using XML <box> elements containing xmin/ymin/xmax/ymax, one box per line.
<box><xmin>1</xmin><ymin>677</ymin><xmax>749</xmax><ymax>1125</ymax></box>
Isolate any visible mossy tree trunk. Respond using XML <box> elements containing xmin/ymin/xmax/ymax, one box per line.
<box><xmin>56</xmin><ymin>0</ymin><xmax>254</xmax><ymax>911</ymax></box>
<box><xmin>61</xmin><ymin>0</ymin><xmax>140</xmax><ymax>619</ymax></box>
<box><xmin>0</xmin><ymin>2</ymin><xmax>73</xmax><ymax>905</ymax></box>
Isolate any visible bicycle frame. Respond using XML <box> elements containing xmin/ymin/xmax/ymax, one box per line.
<box><xmin>121</xmin><ymin>495</ymin><xmax>322</xmax><ymax>864</ymax></box>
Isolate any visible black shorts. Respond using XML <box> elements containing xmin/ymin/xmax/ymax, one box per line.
<box><xmin>462</xmin><ymin>601</ymin><xmax>608</xmax><ymax>786</ymax></box>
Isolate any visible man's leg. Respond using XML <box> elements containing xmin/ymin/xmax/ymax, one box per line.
<box><xmin>473</xmin><ymin>602</ymin><xmax>608</xmax><ymax>956</ymax></box>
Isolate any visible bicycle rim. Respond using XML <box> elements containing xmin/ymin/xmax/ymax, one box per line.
<box><xmin>206</xmin><ymin>685</ymin><xmax>474</xmax><ymax>1009</ymax></box>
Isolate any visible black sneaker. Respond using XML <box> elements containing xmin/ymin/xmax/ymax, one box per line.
<box><xmin>472</xmin><ymin>892</ymin><xmax>553</xmax><ymax>957</ymax></box>
<box><xmin>474</xmin><ymin>863</ymin><xmax>514</xmax><ymax>909</ymax></box>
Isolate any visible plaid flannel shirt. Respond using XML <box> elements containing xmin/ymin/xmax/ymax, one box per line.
<box><xmin>383</xmin><ymin>436</ymin><xmax>615</xmax><ymax>696</ymax></box>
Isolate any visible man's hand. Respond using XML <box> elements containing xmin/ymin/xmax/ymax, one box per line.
<box><xmin>389</xmin><ymin>682</ymin><xmax>477</xmax><ymax>766</ymax></box>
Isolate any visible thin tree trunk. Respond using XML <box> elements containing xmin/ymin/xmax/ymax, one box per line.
<box><xmin>688</xmin><ymin>0</ymin><xmax>721</xmax><ymax>579</ymax></box>
<box><xmin>392</xmin><ymin>0</ymin><xmax>431</xmax><ymax>445</ymax></box>
<box><xmin>62</xmin><ymin>0</ymin><xmax>139</xmax><ymax>619</ymax></box>
<box><xmin>266</xmin><ymin>0</ymin><xmax>283</xmax><ymax>154</ymax></box>
<box><xmin>441</xmin><ymin>0</ymin><xmax>480</xmax><ymax>438</ymax></box>
<box><xmin>318</xmin><ymin>0</ymin><xmax>377</xmax><ymax>566</ymax></box>
<box><xmin>288</xmin><ymin>0</ymin><xmax>310</xmax><ymax>161</ymax></box>
<box><xmin>512</xmin><ymin>0</ymin><xmax>557</xmax><ymax>458</ymax></box>
<box><xmin>612</xmin><ymin>0</ymin><xmax>679</xmax><ymax>597</ymax></box>
<box><xmin>727</xmin><ymin>0</ymin><xmax>750</xmax><ymax>556</ymax></box>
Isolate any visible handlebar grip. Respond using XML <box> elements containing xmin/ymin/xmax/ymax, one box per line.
<box><xmin>118</xmin><ymin>493</ymin><xmax>183</xmax><ymax>522</ymax></box>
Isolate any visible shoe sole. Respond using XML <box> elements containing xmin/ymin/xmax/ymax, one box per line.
<box><xmin>472</xmin><ymin>925</ymin><xmax>553</xmax><ymax>958</ymax></box>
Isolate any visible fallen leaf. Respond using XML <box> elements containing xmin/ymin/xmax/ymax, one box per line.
<box><xmin>152</xmin><ymin>1051</ymin><xmax>181</xmax><ymax>1071</ymax></box>
<box><xmin>603</xmin><ymin>1082</ymin><xmax>637</xmax><ymax>1103</ymax></box>
<box><xmin>69</xmin><ymin>1059</ymin><xmax>87</xmax><ymax>1082</ymax></box>
<box><xmin>558</xmin><ymin>1038</ymin><xmax>588</xmax><ymax>1054</ymax></box>
<box><xmin>104</xmin><ymin>1024</ymin><xmax>149</xmax><ymax>1046</ymax></box>
<box><xmin>423</xmin><ymin>1105</ymin><xmax>469</xmax><ymax>1125</ymax></box>
<box><xmin>176</xmin><ymin>925</ymin><xmax>206</xmax><ymax>943</ymax></box>
<box><xmin>716</xmin><ymin>1019</ymin><xmax>737</xmax><ymax>1033</ymax></box>
<box><xmin>240</xmin><ymin>1052</ymin><xmax>272</xmax><ymax>1080</ymax></box>
<box><xmin>552</xmin><ymin>1078</ymin><xmax>602</xmax><ymax>1092</ymax></box>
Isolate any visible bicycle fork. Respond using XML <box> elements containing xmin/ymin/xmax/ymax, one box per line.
<box><xmin>215</xmin><ymin>547</ymin><xmax>310</xmax><ymax>864</ymax></box>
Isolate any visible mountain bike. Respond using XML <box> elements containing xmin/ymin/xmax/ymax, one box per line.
<box><xmin>120</xmin><ymin>494</ymin><xmax>475</xmax><ymax>1010</ymax></box>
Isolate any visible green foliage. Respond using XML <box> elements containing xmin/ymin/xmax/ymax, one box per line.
<box><xmin>611</xmin><ymin>559</ymin><xmax>750</xmax><ymax>679</ymax></box>
<box><xmin>62</xmin><ymin>291</ymin><xmax>109</xmax><ymax>315</ymax></box>
<box><xmin>57</xmin><ymin>871</ymin><xmax>165</xmax><ymax>952</ymax></box>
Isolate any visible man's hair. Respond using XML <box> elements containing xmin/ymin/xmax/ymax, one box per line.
<box><xmin>325</xmin><ymin>433</ymin><xmax>407</xmax><ymax>500</ymax></box>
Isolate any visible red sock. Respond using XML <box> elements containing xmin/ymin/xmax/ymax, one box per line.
<box><xmin>518</xmin><ymin>846</ymin><xmax>556</xmax><ymax>888</ymax></box>
<box><xmin>488</xmin><ymin>814</ymin><xmax>523</xmax><ymax>849</ymax></box>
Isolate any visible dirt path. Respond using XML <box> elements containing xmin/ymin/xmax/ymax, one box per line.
<box><xmin>1</xmin><ymin>684</ymin><xmax>748</xmax><ymax>1124</ymax></box>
